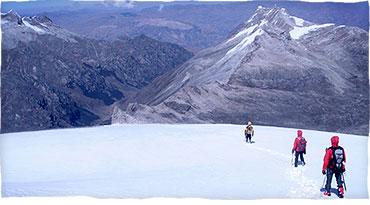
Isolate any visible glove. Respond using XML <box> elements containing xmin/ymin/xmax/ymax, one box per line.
<box><xmin>322</xmin><ymin>170</ymin><xmax>326</xmax><ymax>175</ymax></box>
<box><xmin>292</xmin><ymin>150</ymin><xmax>294</xmax><ymax>154</ymax></box>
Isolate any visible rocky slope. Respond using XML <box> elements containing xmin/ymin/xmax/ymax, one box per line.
<box><xmin>1</xmin><ymin>10</ymin><xmax>193</xmax><ymax>133</ymax></box>
<box><xmin>113</xmin><ymin>6</ymin><xmax>369</xmax><ymax>136</ymax></box>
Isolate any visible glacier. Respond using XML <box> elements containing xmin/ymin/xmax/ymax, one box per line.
<box><xmin>0</xmin><ymin>124</ymin><xmax>368</xmax><ymax>199</ymax></box>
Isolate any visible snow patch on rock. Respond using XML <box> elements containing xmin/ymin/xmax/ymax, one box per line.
<box><xmin>226</xmin><ymin>28</ymin><xmax>264</xmax><ymax>55</ymax></box>
<box><xmin>291</xmin><ymin>16</ymin><xmax>305</xmax><ymax>27</ymax></box>
<box><xmin>22</xmin><ymin>18</ymin><xmax>46</xmax><ymax>34</ymax></box>
<box><xmin>290</xmin><ymin>23</ymin><xmax>335</xmax><ymax>40</ymax></box>
<box><xmin>226</xmin><ymin>24</ymin><xmax>258</xmax><ymax>43</ymax></box>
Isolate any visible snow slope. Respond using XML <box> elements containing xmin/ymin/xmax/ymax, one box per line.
<box><xmin>0</xmin><ymin>124</ymin><xmax>368</xmax><ymax>199</ymax></box>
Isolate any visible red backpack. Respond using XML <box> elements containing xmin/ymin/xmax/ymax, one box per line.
<box><xmin>297</xmin><ymin>137</ymin><xmax>306</xmax><ymax>152</ymax></box>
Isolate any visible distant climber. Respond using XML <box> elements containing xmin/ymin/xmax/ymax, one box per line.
<box><xmin>292</xmin><ymin>130</ymin><xmax>306</xmax><ymax>167</ymax></box>
<box><xmin>245</xmin><ymin>121</ymin><xmax>254</xmax><ymax>143</ymax></box>
<box><xmin>322</xmin><ymin>136</ymin><xmax>346</xmax><ymax>198</ymax></box>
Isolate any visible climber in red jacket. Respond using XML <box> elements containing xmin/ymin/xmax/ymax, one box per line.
<box><xmin>292</xmin><ymin>130</ymin><xmax>306</xmax><ymax>167</ymax></box>
<box><xmin>322</xmin><ymin>136</ymin><xmax>346</xmax><ymax>198</ymax></box>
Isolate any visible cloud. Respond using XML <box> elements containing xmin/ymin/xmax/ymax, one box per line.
<box><xmin>102</xmin><ymin>0</ymin><xmax>135</xmax><ymax>8</ymax></box>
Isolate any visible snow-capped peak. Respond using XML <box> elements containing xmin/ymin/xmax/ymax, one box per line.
<box><xmin>228</xmin><ymin>6</ymin><xmax>338</xmax><ymax>43</ymax></box>
<box><xmin>2</xmin><ymin>9</ymin><xmax>54</xmax><ymax>34</ymax></box>
<box><xmin>1</xmin><ymin>9</ymin><xmax>22</xmax><ymax>24</ymax></box>
<box><xmin>1</xmin><ymin>10</ymin><xmax>79</xmax><ymax>50</ymax></box>
<box><xmin>227</xmin><ymin>6</ymin><xmax>291</xmax><ymax>43</ymax></box>
<box><xmin>3</xmin><ymin>9</ymin><xmax>19</xmax><ymax>17</ymax></box>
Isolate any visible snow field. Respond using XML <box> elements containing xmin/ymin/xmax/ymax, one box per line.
<box><xmin>0</xmin><ymin>124</ymin><xmax>368</xmax><ymax>199</ymax></box>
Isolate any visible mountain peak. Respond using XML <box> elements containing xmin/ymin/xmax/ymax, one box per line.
<box><xmin>2</xmin><ymin>12</ymin><xmax>79</xmax><ymax>50</ymax></box>
<box><xmin>3</xmin><ymin>9</ymin><xmax>19</xmax><ymax>17</ymax></box>
<box><xmin>1</xmin><ymin>9</ymin><xmax>22</xmax><ymax>25</ymax></box>
<box><xmin>249</xmin><ymin>6</ymin><xmax>305</xmax><ymax>29</ymax></box>
<box><xmin>115</xmin><ymin>6</ymin><xmax>368</xmax><ymax>136</ymax></box>
<box><xmin>227</xmin><ymin>6</ymin><xmax>314</xmax><ymax>41</ymax></box>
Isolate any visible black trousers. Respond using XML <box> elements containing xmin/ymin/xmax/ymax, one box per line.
<box><xmin>246</xmin><ymin>134</ymin><xmax>252</xmax><ymax>142</ymax></box>
<box><xmin>325</xmin><ymin>168</ymin><xmax>344</xmax><ymax>192</ymax></box>
<box><xmin>294</xmin><ymin>151</ymin><xmax>304</xmax><ymax>167</ymax></box>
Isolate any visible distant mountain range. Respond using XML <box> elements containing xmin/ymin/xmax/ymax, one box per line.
<box><xmin>33</xmin><ymin>1</ymin><xmax>369</xmax><ymax>53</ymax></box>
<box><xmin>1</xmin><ymin>3</ymin><xmax>368</xmax><ymax>136</ymax></box>
<box><xmin>113</xmin><ymin>6</ymin><xmax>369</xmax><ymax>136</ymax></box>
<box><xmin>1</xmin><ymin>10</ymin><xmax>193</xmax><ymax>133</ymax></box>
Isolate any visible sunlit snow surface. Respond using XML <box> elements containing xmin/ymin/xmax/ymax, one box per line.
<box><xmin>0</xmin><ymin>124</ymin><xmax>368</xmax><ymax>199</ymax></box>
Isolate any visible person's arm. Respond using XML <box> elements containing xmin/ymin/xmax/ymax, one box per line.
<box><xmin>343</xmin><ymin>148</ymin><xmax>346</xmax><ymax>163</ymax></box>
<box><xmin>322</xmin><ymin>148</ymin><xmax>332</xmax><ymax>173</ymax></box>
<box><xmin>292</xmin><ymin>138</ymin><xmax>298</xmax><ymax>153</ymax></box>
<box><xmin>342</xmin><ymin>148</ymin><xmax>346</xmax><ymax>171</ymax></box>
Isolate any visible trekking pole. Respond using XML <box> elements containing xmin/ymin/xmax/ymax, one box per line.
<box><xmin>291</xmin><ymin>152</ymin><xmax>294</xmax><ymax>166</ymax></box>
<box><xmin>342</xmin><ymin>173</ymin><xmax>347</xmax><ymax>191</ymax></box>
<box><xmin>321</xmin><ymin>174</ymin><xmax>327</xmax><ymax>190</ymax></box>
<box><xmin>319</xmin><ymin>173</ymin><xmax>327</xmax><ymax>197</ymax></box>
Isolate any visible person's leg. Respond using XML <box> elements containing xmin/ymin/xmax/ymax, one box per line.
<box><xmin>299</xmin><ymin>152</ymin><xmax>305</xmax><ymax>165</ymax></box>
<box><xmin>294</xmin><ymin>151</ymin><xmax>299</xmax><ymax>167</ymax></box>
<box><xmin>335</xmin><ymin>171</ymin><xmax>344</xmax><ymax>196</ymax></box>
<box><xmin>335</xmin><ymin>171</ymin><xmax>343</xmax><ymax>188</ymax></box>
<box><xmin>325</xmin><ymin>169</ymin><xmax>334</xmax><ymax>195</ymax></box>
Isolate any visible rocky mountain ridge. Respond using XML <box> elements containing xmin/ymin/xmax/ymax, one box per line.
<box><xmin>1</xmin><ymin>10</ymin><xmax>193</xmax><ymax>133</ymax></box>
<box><xmin>113</xmin><ymin>6</ymin><xmax>369</xmax><ymax>136</ymax></box>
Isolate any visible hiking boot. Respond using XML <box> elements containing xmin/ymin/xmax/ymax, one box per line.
<box><xmin>324</xmin><ymin>191</ymin><xmax>331</xmax><ymax>196</ymax></box>
<box><xmin>339</xmin><ymin>187</ymin><xmax>344</xmax><ymax>195</ymax></box>
<box><xmin>338</xmin><ymin>187</ymin><xmax>344</xmax><ymax>198</ymax></box>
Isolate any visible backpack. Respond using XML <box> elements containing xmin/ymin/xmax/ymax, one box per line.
<box><xmin>297</xmin><ymin>137</ymin><xmax>306</xmax><ymax>152</ymax></box>
<box><xmin>246</xmin><ymin>126</ymin><xmax>252</xmax><ymax>135</ymax></box>
<box><xmin>329</xmin><ymin>146</ymin><xmax>344</xmax><ymax>170</ymax></box>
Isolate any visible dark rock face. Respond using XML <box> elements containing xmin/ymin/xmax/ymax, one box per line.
<box><xmin>113</xmin><ymin>6</ymin><xmax>369</xmax><ymax>136</ymax></box>
<box><xmin>1</xmin><ymin>11</ymin><xmax>193</xmax><ymax>133</ymax></box>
